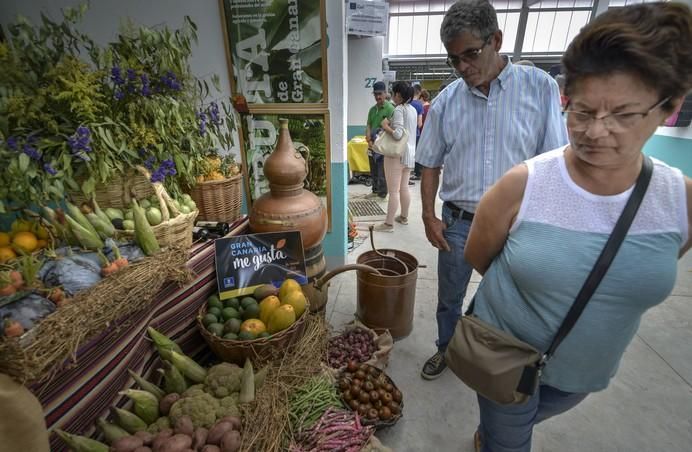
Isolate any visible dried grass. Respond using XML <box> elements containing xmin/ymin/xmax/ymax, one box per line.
<box><xmin>0</xmin><ymin>247</ymin><xmax>192</xmax><ymax>384</ymax></box>
<box><xmin>240</xmin><ymin>314</ymin><xmax>330</xmax><ymax>452</ymax></box>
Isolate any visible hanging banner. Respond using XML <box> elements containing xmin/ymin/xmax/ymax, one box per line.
<box><xmin>215</xmin><ymin>231</ymin><xmax>307</xmax><ymax>299</ymax></box>
<box><xmin>221</xmin><ymin>0</ymin><xmax>326</xmax><ymax>104</ymax></box>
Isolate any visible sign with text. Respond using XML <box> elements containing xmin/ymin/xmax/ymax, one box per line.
<box><xmin>214</xmin><ymin>231</ymin><xmax>307</xmax><ymax>299</ymax></box>
<box><xmin>222</xmin><ymin>0</ymin><xmax>325</xmax><ymax>104</ymax></box>
<box><xmin>346</xmin><ymin>0</ymin><xmax>389</xmax><ymax>37</ymax></box>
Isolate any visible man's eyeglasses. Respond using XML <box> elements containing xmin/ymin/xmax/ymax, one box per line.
<box><xmin>445</xmin><ymin>35</ymin><xmax>492</xmax><ymax>67</ymax></box>
<box><xmin>564</xmin><ymin>97</ymin><xmax>670</xmax><ymax>133</ymax></box>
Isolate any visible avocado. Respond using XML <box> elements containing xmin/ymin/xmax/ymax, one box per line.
<box><xmin>242</xmin><ymin>303</ymin><xmax>261</xmax><ymax>321</ymax></box>
<box><xmin>241</xmin><ymin>297</ymin><xmax>257</xmax><ymax>309</ymax></box>
<box><xmin>223</xmin><ymin>332</ymin><xmax>239</xmax><ymax>340</ymax></box>
<box><xmin>258</xmin><ymin>332</ymin><xmax>271</xmax><ymax>339</ymax></box>
<box><xmin>253</xmin><ymin>284</ymin><xmax>278</xmax><ymax>301</ymax></box>
<box><xmin>207</xmin><ymin>295</ymin><xmax>223</xmax><ymax>310</ymax></box>
<box><xmin>207</xmin><ymin>323</ymin><xmax>224</xmax><ymax>336</ymax></box>
<box><xmin>238</xmin><ymin>330</ymin><xmax>257</xmax><ymax>341</ymax></box>
<box><xmin>208</xmin><ymin>307</ymin><xmax>222</xmax><ymax>318</ymax></box>
<box><xmin>223</xmin><ymin>297</ymin><xmax>240</xmax><ymax>310</ymax></box>
<box><xmin>223</xmin><ymin>318</ymin><xmax>242</xmax><ymax>335</ymax></box>
<box><xmin>221</xmin><ymin>307</ymin><xmax>241</xmax><ymax>321</ymax></box>
<box><xmin>202</xmin><ymin>313</ymin><xmax>218</xmax><ymax>327</ymax></box>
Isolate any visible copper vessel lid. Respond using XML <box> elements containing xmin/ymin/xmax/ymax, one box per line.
<box><xmin>262</xmin><ymin>119</ymin><xmax>307</xmax><ymax>194</ymax></box>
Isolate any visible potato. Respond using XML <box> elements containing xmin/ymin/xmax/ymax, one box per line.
<box><xmin>133</xmin><ymin>447</ymin><xmax>152</xmax><ymax>452</ymax></box>
<box><xmin>220</xmin><ymin>430</ymin><xmax>241</xmax><ymax>452</ymax></box>
<box><xmin>110</xmin><ymin>435</ymin><xmax>144</xmax><ymax>452</ymax></box>
<box><xmin>174</xmin><ymin>416</ymin><xmax>194</xmax><ymax>437</ymax></box>
<box><xmin>161</xmin><ymin>433</ymin><xmax>192</xmax><ymax>452</ymax></box>
<box><xmin>216</xmin><ymin>416</ymin><xmax>241</xmax><ymax>432</ymax></box>
<box><xmin>206</xmin><ymin>422</ymin><xmax>233</xmax><ymax>445</ymax></box>
<box><xmin>201</xmin><ymin>446</ymin><xmax>221</xmax><ymax>452</ymax></box>
<box><xmin>134</xmin><ymin>431</ymin><xmax>154</xmax><ymax>446</ymax></box>
<box><xmin>159</xmin><ymin>393</ymin><xmax>180</xmax><ymax>416</ymax></box>
<box><xmin>192</xmin><ymin>427</ymin><xmax>208</xmax><ymax>450</ymax></box>
<box><xmin>151</xmin><ymin>430</ymin><xmax>173</xmax><ymax>452</ymax></box>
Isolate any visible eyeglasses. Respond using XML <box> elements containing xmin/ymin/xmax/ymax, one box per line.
<box><xmin>564</xmin><ymin>96</ymin><xmax>671</xmax><ymax>133</ymax></box>
<box><xmin>445</xmin><ymin>35</ymin><xmax>492</xmax><ymax>67</ymax></box>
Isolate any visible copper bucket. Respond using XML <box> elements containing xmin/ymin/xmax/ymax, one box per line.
<box><xmin>355</xmin><ymin>227</ymin><xmax>418</xmax><ymax>339</ymax></box>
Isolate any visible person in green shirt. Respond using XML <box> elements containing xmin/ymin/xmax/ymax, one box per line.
<box><xmin>365</xmin><ymin>81</ymin><xmax>395</xmax><ymax>198</ymax></box>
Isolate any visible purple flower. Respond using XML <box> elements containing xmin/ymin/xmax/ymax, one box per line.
<box><xmin>160</xmin><ymin>71</ymin><xmax>182</xmax><ymax>91</ymax></box>
<box><xmin>23</xmin><ymin>144</ymin><xmax>41</xmax><ymax>160</ymax></box>
<box><xmin>197</xmin><ymin>110</ymin><xmax>207</xmax><ymax>136</ymax></box>
<box><xmin>150</xmin><ymin>168</ymin><xmax>165</xmax><ymax>183</ymax></box>
<box><xmin>144</xmin><ymin>156</ymin><xmax>156</xmax><ymax>171</ymax></box>
<box><xmin>43</xmin><ymin>163</ymin><xmax>57</xmax><ymax>175</ymax></box>
<box><xmin>76</xmin><ymin>126</ymin><xmax>90</xmax><ymax>137</ymax></box>
<box><xmin>6</xmin><ymin>136</ymin><xmax>18</xmax><ymax>151</ymax></box>
<box><xmin>127</xmin><ymin>68</ymin><xmax>137</xmax><ymax>81</ymax></box>
<box><xmin>68</xmin><ymin>126</ymin><xmax>92</xmax><ymax>160</ymax></box>
<box><xmin>114</xmin><ymin>90</ymin><xmax>125</xmax><ymax>100</ymax></box>
<box><xmin>209</xmin><ymin>102</ymin><xmax>220</xmax><ymax>125</ymax></box>
<box><xmin>138</xmin><ymin>148</ymin><xmax>147</xmax><ymax>157</ymax></box>
<box><xmin>140</xmin><ymin>73</ymin><xmax>152</xmax><ymax>96</ymax></box>
<box><xmin>111</xmin><ymin>66</ymin><xmax>125</xmax><ymax>85</ymax></box>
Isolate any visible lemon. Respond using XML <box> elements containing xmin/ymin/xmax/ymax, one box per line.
<box><xmin>12</xmin><ymin>231</ymin><xmax>38</xmax><ymax>254</ymax></box>
<box><xmin>0</xmin><ymin>232</ymin><xmax>10</xmax><ymax>247</ymax></box>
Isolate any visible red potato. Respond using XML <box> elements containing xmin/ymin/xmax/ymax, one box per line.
<box><xmin>206</xmin><ymin>422</ymin><xmax>233</xmax><ymax>445</ymax></box>
<box><xmin>110</xmin><ymin>435</ymin><xmax>144</xmax><ymax>451</ymax></box>
<box><xmin>134</xmin><ymin>431</ymin><xmax>154</xmax><ymax>446</ymax></box>
<box><xmin>161</xmin><ymin>434</ymin><xmax>192</xmax><ymax>452</ymax></box>
<box><xmin>159</xmin><ymin>393</ymin><xmax>180</xmax><ymax>415</ymax></box>
<box><xmin>9</xmin><ymin>270</ymin><xmax>24</xmax><ymax>289</ymax></box>
<box><xmin>191</xmin><ymin>427</ymin><xmax>208</xmax><ymax>450</ymax></box>
<box><xmin>200</xmin><ymin>446</ymin><xmax>221</xmax><ymax>452</ymax></box>
<box><xmin>0</xmin><ymin>283</ymin><xmax>16</xmax><ymax>297</ymax></box>
<box><xmin>133</xmin><ymin>448</ymin><xmax>152</xmax><ymax>452</ymax></box>
<box><xmin>219</xmin><ymin>430</ymin><xmax>241</xmax><ymax>452</ymax></box>
<box><xmin>151</xmin><ymin>430</ymin><xmax>173</xmax><ymax>452</ymax></box>
<box><xmin>216</xmin><ymin>416</ymin><xmax>241</xmax><ymax>432</ymax></box>
<box><xmin>174</xmin><ymin>416</ymin><xmax>194</xmax><ymax>436</ymax></box>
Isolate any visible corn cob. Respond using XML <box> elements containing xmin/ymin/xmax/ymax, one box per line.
<box><xmin>239</xmin><ymin>358</ymin><xmax>255</xmax><ymax>404</ymax></box>
<box><xmin>132</xmin><ymin>199</ymin><xmax>160</xmax><ymax>255</ymax></box>
<box><xmin>110</xmin><ymin>406</ymin><xmax>148</xmax><ymax>434</ymax></box>
<box><xmin>42</xmin><ymin>206</ymin><xmax>77</xmax><ymax>246</ymax></box>
<box><xmin>66</xmin><ymin>201</ymin><xmax>100</xmax><ymax>238</ymax></box>
<box><xmin>65</xmin><ymin>213</ymin><xmax>105</xmax><ymax>250</ymax></box>
<box><xmin>160</xmin><ymin>361</ymin><xmax>188</xmax><ymax>395</ymax></box>
<box><xmin>95</xmin><ymin>418</ymin><xmax>130</xmax><ymax>445</ymax></box>
<box><xmin>86</xmin><ymin>212</ymin><xmax>115</xmax><ymax>239</ymax></box>
<box><xmin>127</xmin><ymin>369</ymin><xmax>165</xmax><ymax>400</ymax></box>
<box><xmin>119</xmin><ymin>389</ymin><xmax>160</xmax><ymax>424</ymax></box>
<box><xmin>92</xmin><ymin>198</ymin><xmax>113</xmax><ymax>230</ymax></box>
<box><xmin>147</xmin><ymin>326</ymin><xmax>183</xmax><ymax>360</ymax></box>
<box><xmin>169</xmin><ymin>350</ymin><xmax>207</xmax><ymax>383</ymax></box>
<box><xmin>54</xmin><ymin>429</ymin><xmax>108</xmax><ymax>452</ymax></box>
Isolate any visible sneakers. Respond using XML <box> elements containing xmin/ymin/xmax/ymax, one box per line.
<box><xmin>372</xmin><ymin>223</ymin><xmax>394</xmax><ymax>232</ymax></box>
<box><xmin>364</xmin><ymin>192</ymin><xmax>380</xmax><ymax>199</ymax></box>
<box><xmin>473</xmin><ymin>430</ymin><xmax>482</xmax><ymax>452</ymax></box>
<box><xmin>394</xmin><ymin>215</ymin><xmax>408</xmax><ymax>225</ymax></box>
<box><xmin>421</xmin><ymin>351</ymin><xmax>447</xmax><ymax>380</ymax></box>
<box><xmin>410</xmin><ymin>174</ymin><xmax>421</xmax><ymax>181</ymax></box>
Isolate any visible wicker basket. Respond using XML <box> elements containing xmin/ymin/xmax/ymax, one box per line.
<box><xmin>111</xmin><ymin>166</ymin><xmax>198</xmax><ymax>249</ymax></box>
<box><xmin>189</xmin><ymin>174</ymin><xmax>242</xmax><ymax>223</ymax></box>
<box><xmin>71</xmin><ymin>169</ymin><xmax>156</xmax><ymax>210</ymax></box>
<box><xmin>338</xmin><ymin>364</ymin><xmax>403</xmax><ymax>430</ymax></box>
<box><xmin>197</xmin><ymin>299</ymin><xmax>310</xmax><ymax>366</ymax></box>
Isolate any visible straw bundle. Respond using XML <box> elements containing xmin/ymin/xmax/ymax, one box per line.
<box><xmin>239</xmin><ymin>314</ymin><xmax>330</xmax><ymax>452</ymax></box>
<box><xmin>0</xmin><ymin>247</ymin><xmax>192</xmax><ymax>384</ymax></box>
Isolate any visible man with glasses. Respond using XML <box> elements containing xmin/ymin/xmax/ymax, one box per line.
<box><xmin>416</xmin><ymin>0</ymin><xmax>568</xmax><ymax>380</ymax></box>
<box><xmin>365</xmin><ymin>81</ymin><xmax>394</xmax><ymax>199</ymax></box>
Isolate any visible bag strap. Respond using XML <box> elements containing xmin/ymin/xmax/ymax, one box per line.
<box><xmin>541</xmin><ymin>156</ymin><xmax>654</xmax><ymax>366</ymax></box>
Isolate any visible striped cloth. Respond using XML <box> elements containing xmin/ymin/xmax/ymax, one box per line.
<box><xmin>416</xmin><ymin>58</ymin><xmax>568</xmax><ymax>213</ymax></box>
<box><xmin>31</xmin><ymin>218</ymin><xmax>248</xmax><ymax>451</ymax></box>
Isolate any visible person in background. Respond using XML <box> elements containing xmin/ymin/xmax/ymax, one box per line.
<box><xmin>463</xmin><ymin>3</ymin><xmax>692</xmax><ymax>450</ymax></box>
<box><xmin>555</xmin><ymin>73</ymin><xmax>568</xmax><ymax>108</ymax></box>
<box><xmin>365</xmin><ymin>81</ymin><xmax>394</xmax><ymax>199</ymax></box>
<box><xmin>409</xmin><ymin>84</ymin><xmax>425</xmax><ymax>181</ymax></box>
<box><xmin>0</xmin><ymin>374</ymin><xmax>50</xmax><ymax>451</ymax></box>
<box><xmin>416</xmin><ymin>0</ymin><xmax>567</xmax><ymax>380</ymax></box>
<box><xmin>420</xmin><ymin>89</ymin><xmax>432</xmax><ymax>126</ymax></box>
<box><xmin>373</xmin><ymin>81</ymin><xmax>418</xmax><ymax>232</ymax></box>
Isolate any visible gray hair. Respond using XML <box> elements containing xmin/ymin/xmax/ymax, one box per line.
<box><xmin>440</xmin><ymin>0</ymin><xmax>499</xmax><ymax>44</ymax></box>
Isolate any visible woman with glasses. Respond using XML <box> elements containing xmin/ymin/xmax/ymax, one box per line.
<box><xmin>463</xmin><ymin>2</ymin><xmax>692</xmax><ymax>451</ymax></box>
<box><xmin>373</xmin><ymin>81</ymin><xmax>418</xmax><ymax>232</ymax></box>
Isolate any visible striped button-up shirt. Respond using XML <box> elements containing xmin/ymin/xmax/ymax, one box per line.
<box><xmin>416</xmin><ymin>58</ymin><xmax>568</xmax><ymax>212</ymax></box>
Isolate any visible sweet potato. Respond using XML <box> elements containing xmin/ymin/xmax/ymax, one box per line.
<box><xmin>174</xmin><ymin>416</ymin><xmax>194</xmax><ymax>437</ymax></box>
<box><xmin>133</xmin><ymin>447</ymin><xmax>152</xmax><ymax>452</ymax></box>
<box><xmin>219</xmin><ymin>431</ymin><xmax>241</xmax><ymax>452</ymax></box>
<box><xmin>206</xmin><ymin>422</ymin><xmax>233</xmax><ymax>445</ymax></box>
<box><xmin>200</xmin><ymin>446</ymin><xmax>221</xmax><ymax>452</ymax></box>
<box><xmin>110</xmin><ymin>435</ymin><xmax>144</xmax><ymax>452</ymax></box>
<box><xmin>216</xmin><ymin>416</ymin><xmax>241</xmax><ymax>432</ymax></box>
<box><xmin>161</xmin><ymin>434</ymin><xmax>192</xmax><ymax>452</ymax></box>
<box><xmin>191</xmin><ymin>427</ymin><xmax>208</xmax><ymax>450</ymax></box>
<box><xmin>159</xmin><ymin>393</ymin><xmax>180</xmax><ymax>416</ymax></box>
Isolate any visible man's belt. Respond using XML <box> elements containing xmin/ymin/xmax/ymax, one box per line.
<box><xmin>443</xmin><ymin>202</ymin><xmax>475</xmax><ymax>221</ymax></box>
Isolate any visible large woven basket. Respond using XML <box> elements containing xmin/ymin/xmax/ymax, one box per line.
<box><xmin>338</xmin><ymin>364</ymin><xmax>403</xmax><ymax>430</ymax></box>
<box><xmin>111</xmin><ymin>166</ymin><xmax>198</xmax><ymax>249</ymax></box>
<box><xmin>197</xmin><ymin>300</ymin><xmax>309</xmax><ymax>367</ymax></box>
<box><xmin>71</xmin><ymin>169</ymin><xmax>156</xmax><ymax>210</ymax></box>
<box><xmin>189</xmin><ymin>175</ymin><xmax>242</xmax><ymax>223</ymax></box>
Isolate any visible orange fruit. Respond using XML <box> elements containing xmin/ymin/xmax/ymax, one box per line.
<box><xmin>0</xmin><ymin>232</ymin><xmax>10</xmax><ymax>247</ymax></box>
<box><xmin>240</xmin><ymin>319</ymin><xmax>267</xmax><ymax>335</ymax></box>
<box><xmin>12</xmin><ymin>231</ymin><xmax>38</xmax><ymax>254</ymax></box>
<box><xmin>0</xmin><ymin>246</ymin><xmax>17</xmax><ymax>263</ymax></box>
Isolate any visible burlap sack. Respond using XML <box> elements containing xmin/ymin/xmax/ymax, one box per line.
<box><xmin>328</xmin><ymin>319</ymin><xmax>393</xmax><ymax>372</ymax></box>
<box><xmin>0</xmin><ymin>374</ymin><xmax>50</xmax><ymax>452</ymax></box>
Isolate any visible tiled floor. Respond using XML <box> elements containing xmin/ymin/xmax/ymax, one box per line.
<box><xmin>323</xmin><ymin>179</ymin><xmax>692</xmax><ymax>452</ymax></box>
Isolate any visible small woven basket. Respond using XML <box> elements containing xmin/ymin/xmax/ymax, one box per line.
<box><xmin>190</xmin><ymin>175</ymin><xmax>242</xmax><ymax>223</ymax></box>
<box><xmin>197</xmin><ymin>300</ymin><xmax>310</xmax><ymax>366</ymax></box>
<box><xmin>338</xmin><ymin>364</ymin><xmax>403</xmax><ymax>430</ymax></box>
<box><xmin>111</xmin><ymin>166</ymin><xmax>198</xmax><ymax>249</ymax></box>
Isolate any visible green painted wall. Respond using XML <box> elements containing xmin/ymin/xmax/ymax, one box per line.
<box><xmin>322</xmin><ymin>161</ymin><xmax>348</xmax><ymax>266</ymax></box>
<box><xmin>643</xmin><ymin>134</ymin><xmax>692</xmax><ymax>176</ymax></box>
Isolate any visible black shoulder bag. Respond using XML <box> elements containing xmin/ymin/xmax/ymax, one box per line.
<box><xmin>444</xmin><ymin>156</ymin><xmax>653</xmax><ymax>405</ymax></box>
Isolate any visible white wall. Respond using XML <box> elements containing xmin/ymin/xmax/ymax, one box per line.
<box><xmin>0</xmin><ymin>0</ymin><xmax>240</xmax><ymax>156</ymax></box>
<box><xmin>347</xmin><ymin>35</ymin><xmax>385</xmax><ymax>131</ymax></box>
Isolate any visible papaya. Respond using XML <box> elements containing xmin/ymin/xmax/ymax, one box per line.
<box><xmin>240</xmin><ymin>319</ymin><xmax>267</xmax><ymax>335</ymax></box>
<box><xmin>267</xmin><ymin>304</ymin><xmax>296</xmax><ymax>334</ymax></box>
<box><xmin>278</xmin><ymin>278</ymin><xmax>301</xmax><ymax>301</ymax></box>
<box><xmin>259</xmin><ymin>295</ymin><xmax>281</xmax><ymax>325</ymax></box>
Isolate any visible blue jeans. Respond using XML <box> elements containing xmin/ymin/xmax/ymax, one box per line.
<box><xmin>477</xmin><ymin>385</ymin><xmax>589</xmax><ymax>452</ymax></box>
<box><xmin>436</xmin><ymin>204</ymin><xmax>474</xmax><ymax>352</ymax></box>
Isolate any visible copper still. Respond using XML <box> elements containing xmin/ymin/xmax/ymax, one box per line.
<box><xmin>249</xmin><ymin>119</ymin><xmax>328</xmax><ymax>249</ymax></box>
